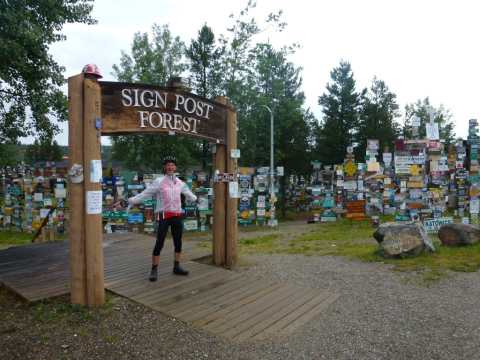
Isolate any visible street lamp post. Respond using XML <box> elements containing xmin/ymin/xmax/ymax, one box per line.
<box><xmin>261</xmin><ymin>105</ymin><xmax>276</xmax><ymax>227</ymax></box>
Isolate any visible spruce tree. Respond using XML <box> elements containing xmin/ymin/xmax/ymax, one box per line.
<box><xmin>316</xmin><ymin>61</ymin><xmax>361</xmax><ymax>164</ymax></box>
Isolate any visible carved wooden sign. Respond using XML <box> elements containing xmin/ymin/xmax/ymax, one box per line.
<box><xmin>99</xmin><ymin>81</ymin><xmax>228</xmax><ymax>143</ymax></box>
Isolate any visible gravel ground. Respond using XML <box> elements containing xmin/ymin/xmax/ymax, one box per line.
<box><xmin>1</xmin><ymin>252</ymin><xmax>480</xmax><ymax>359</ymax></box>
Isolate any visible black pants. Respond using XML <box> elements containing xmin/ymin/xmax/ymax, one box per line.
<box><xmin>153</xmin><ymin>216</ymin><xmax>183</xmax><ymax>256</ymax></box>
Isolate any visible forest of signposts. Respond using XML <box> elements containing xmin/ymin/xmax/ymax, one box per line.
<box><xmin>2</xmin><ymin>1</ymin><xmax>475</xmax><ymax>244</ymax></box>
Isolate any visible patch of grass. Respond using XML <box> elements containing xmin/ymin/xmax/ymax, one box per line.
<box><xmin>239</xmin><ymin>234</ymin><xmax>281</xmax><ymax>254</ymax></box>
<box><xmin>285</xmin><ymin>219</ymin><xmax>378</xmax><ymax>258</ymax></box>
<box><xmin>239</xmin><ymin>224</ymin><xmax>276</xmax><ymax>233</ymax></box>
<box><xmin>197</xmin><ymin>240</ymin><xmax>212</xmax><ymax>251</ymax></box>
<box><xmin>194</xmin><ymin>218</ymin><xmax>480</xmax><ymax>283</ymax></box>
<box><xmin>282</xmin><ymin>220</ymin><xmax>480</xmax><ymax>282</ymax></box>
<box><xmin>0</xmin><ymin>231</ymin><xmax>33</xmax><ymax>247</ymax></box>
<box><xmin>377</xmin><ymin>242</ymin><xmax>480</xmax><ymax>274</ymax></box>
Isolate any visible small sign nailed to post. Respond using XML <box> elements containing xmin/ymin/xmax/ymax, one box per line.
<box><xmin>214</xmin><ymin>172</ymin><xmax>236</xmax><ymax>182</ymax></box>
<box><xmin>230</xmin><ymin>149</ymin><xmax>240</xmax><ymax>158</ymax></box>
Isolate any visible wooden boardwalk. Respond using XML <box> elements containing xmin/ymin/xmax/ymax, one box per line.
<box><xmin>0</xmin><ymin>233</ymin><xmax>338</xmax><ymax>341</ymax></box>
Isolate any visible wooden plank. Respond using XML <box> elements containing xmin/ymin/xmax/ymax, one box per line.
<box><xmin>68</xmin><ymin>74</ymin><xmax>87</xmax><ymax>305</ymax></box>
<box><xmin>164</xmin><ymin>274</ymin><xmax>249</xmax><ymax>315</ymax></box>
<box><xmin>107</xmin><ymin>262</ymin><xmax>207</xmax><ymax>296</ymax></box>
<box><xmin>1</xmin><ymin>269</ymin><xmax>69</xmax><ymax>288</ymax></box>
<box><xmin>105</xmin><ymin>261</ymin><xmax>189</xmax><ymax>290</ymax></box>
<box><xmin>191</xmin><ymin>283</ymin><xmax>283</xmax><ymax>327</ymax></box>
<box><xmin>143</xmin><ymin>266</ymin><xmax>228</xmax><ymax>305</ymax></box>
<box><xmin>259</xmin><ymin>290</ymin><xmax>337</xmax><ymax>338</ymax></box>
<box><xmin>151</xmin><ymin>272</ymin><xmax>235</xmax><ymax>309</ymax></box>
<box><xmin>132</xmin><ymin>265</ymin><xmax>220</xmax><ymax>304</ymax></box>
<box><xmin>175</xmin><ymin>278</ymin><xmax>272</xmax><ymax>321</ymax></box>
<box><xmin>233</xmin><ymin>288</ymin><xmax>320</xmax><ymax>341</ymax></box>
<box><xmin>204</xmin><ymin>284</ymin><xmax>295</xmax><ymax>334</ymax></box>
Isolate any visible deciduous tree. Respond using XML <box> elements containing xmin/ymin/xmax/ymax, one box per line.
<box><xmin>0</xmin><ymin>0</ymin><xmax>96</xmax><ymax>142</ymax></box>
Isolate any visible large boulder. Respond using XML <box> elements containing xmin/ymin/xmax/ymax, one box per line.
<box><xmin>373</xmin><ymin>222</ymin><xmax>435</xmax><ymax>258</ymax></box>
<box><xmin>438</xmin><ymin>223</ymin><xmax>480</xmax><ymax>246</ymax></box>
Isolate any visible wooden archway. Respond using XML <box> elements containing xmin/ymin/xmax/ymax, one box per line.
<box><xmin>68</xmin><ymin>74</ymin><xmax>238</xmax><ymax>306</ymax></box>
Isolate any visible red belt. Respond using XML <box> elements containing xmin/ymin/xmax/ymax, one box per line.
<box><xmin>158</xmin><ymin>211</ymin><xmax>183</xmax><ymax>220</ymax></box>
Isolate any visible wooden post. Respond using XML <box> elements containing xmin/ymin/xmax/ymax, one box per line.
<box><xmin>212</xmin><ymin>97</ymin><xmax>228</xmax><ymax>266</ymax></box>
<box><xmin>83</xmin><ymin>78</ymin><xmax>105</xmax><ymax>306</ymax></box>
<box><xmin>68</xmin><ymin>74</ymin><xmax>87</xmax><ymax>305</ymax></box>
<box><xmin>225</xmin><ymin>100</ymin><xmax>238</xmax><ymax>267</ymax></box>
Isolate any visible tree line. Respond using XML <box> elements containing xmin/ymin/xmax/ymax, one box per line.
<box><xmin>1</xmin><ymin>0</ymin><xmax>456</xmax><ymax>174</ymax></box>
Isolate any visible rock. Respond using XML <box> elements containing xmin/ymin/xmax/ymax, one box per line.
<box><xmin>373</xmin><ymin>222</ymin><xmax>434</xmax><ymax>257</ymax></box>
<box><xmin>438</xmin><ymin>223</ymin><xmax>480</xmax><ymax>246</ymax></box>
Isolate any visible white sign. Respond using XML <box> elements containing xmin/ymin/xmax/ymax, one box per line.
<box><xmin>357</xmin><ymin>180</ymin><xmax>364</xmax><ymax>191</ymax></box>
<box><xmin>197</xmin><ymin>197</ymin><xmax>209</xmax><ymax>211</ymax></box>
<box><xmin>423</xmin><ymin>217</ymin><xmax>453</xmax><ymax>233</ymax></box>
<box><xmin>230</xmin><ymin>149</ymin><xmax>240</xmax><ymax>159</ymax></box>
<box><xmin>383</xmin><ymin>153</ymin><xmax>392</xmax><ymax>166</ymax></box>
<box><xmin>86</xmin><ymin>191</ymin><xmax>103</xmax><ymax>214</ymax></box>
<box><xmin>367</xmin><ymin>139</ymin><xmax>379</xmax><ymax>150</ymax></box>
<box><xmin>395</xmin><ymin>154</ymin><xmax>426</xmax><ymax>174</ymax></box>
<box><xmin>426</xmin><ymin>122</ymin><xmax>440</xmax><ymax>140</ymax></box>
<box><xmin>55</xmin><ymin>188</ymin><xmax>67</xmax><ymax>199</ymax></box>
<box><xmin>90</xmin><ymin>159</ymin><xmax>102</xmax><ymax>183</ymax></box>
<box><xmin>229</xmin><ymin>181</ymin><xmax>240</xmax><ymax>198</ymax></box>
<box><xmin>40</xmin><ymin>208</ymin><xmax>50</xmax><ymax>219</ymax></box>
<box><xmin>276</xmin><ymin>166</ymin><xmax>284</xmax><ymax>176</ymax></box>
<box><xmin>183</xmin><ymin>219</ymin><xmax>198</xmax><ymax>231</ymax></box>
<box><xmin>257</xmin><ymin>208</ymin><xmax>266</xmax><ymax>216</ymax></box>
<box><xmin>438</xmin><ymin>157</ymin><xmax>449</xmax><ymax>172</ymax></box>
<box><xmin>394</xmin><ymin>154</ymin><xmax>426</xmax><ymax>166</ymax></box>
<box><xmin>343</xmin><ymin>180</ymin><xmax>357</xmax><ymax>190</ymax></box>
<box><xmin>470</xmin><ymin>199</ymin><xmax>480</xmax><ymax>214</ymax></box>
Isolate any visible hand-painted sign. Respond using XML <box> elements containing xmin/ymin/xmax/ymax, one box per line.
<box><xmin>99</xmin><ymin>82</ymin><xmax>228</xmax><ymax>143</ymax></box>
<box><xmin>214</xmin><ymin>173</ymin><xmax>236</xmax><ymax>182</ymax></box>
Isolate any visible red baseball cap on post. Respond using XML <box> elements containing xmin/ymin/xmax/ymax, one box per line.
<box><xmin>82</xmin><ymin>64</ymin><xmax>103</xmax><ymax>79</ymax></box>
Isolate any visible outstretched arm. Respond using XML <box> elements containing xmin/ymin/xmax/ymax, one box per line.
<box><xmin>128</xmin><ymin>179</ymin><xmax>160</xmax><ymax>205</ymax></box>
<box><xmin>181</xmin><ymin>183</ymin><xmax>197</xmax><ymax>202</ymax></box>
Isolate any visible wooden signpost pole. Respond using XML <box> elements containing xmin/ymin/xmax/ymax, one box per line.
<box><xmin>83</xmin><ymin>78</ymin><xmax>105</xmax><ymax>306</ymax></box>
<box><xmin>213</xmin><ymin>97</ymin><xmax>227</xmax><ymax>266</ymax></box>
<box><xmin>225</xmin><ymin>100</ymin><xmax>238</xmax><ymax>267</ymax></box>
<box><xmin>68</xmin><ymin>74</ymin><xmax>87</xmax><ymax>305</ymax></box>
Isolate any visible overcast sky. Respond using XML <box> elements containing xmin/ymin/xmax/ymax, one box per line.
<box><xmin>43</xmin><ymin>0</ymin><xmax>480</xmax><ymax>145</ymax></box>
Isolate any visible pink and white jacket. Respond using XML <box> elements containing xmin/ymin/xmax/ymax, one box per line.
<box><xmin>128</xmin><ymin>175</ymin><xmax>197</xmax><ymax>213</ymax></box>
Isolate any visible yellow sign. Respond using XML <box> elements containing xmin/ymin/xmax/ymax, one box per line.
<box><xmin>344</xmin><ymin>160</ymin><xmax>357</xmax><ymax>177</ymax></box>
<box><xmin>410</xmin><ymin>164</ymin><xmax>421</xmax><ymax>176</ymax></box>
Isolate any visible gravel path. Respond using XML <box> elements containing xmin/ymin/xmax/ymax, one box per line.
<box><xmin>239</xmin><ymin>255</ymin><xmax>480</xmax><ymax>359</ymax></box>
<box><xmin>2</xmin><ymin>252</ymin><xmax>480</xmax><ymax>359</ymax></box>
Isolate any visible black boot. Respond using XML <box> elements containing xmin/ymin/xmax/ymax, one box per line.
<box><xmin>149</xmin><ymin>265</ymin><xmax>158</xmax><ymax>282</ymax></box>
<box><xmin>173</xmin><ymin>261</ymin><xmax>189</xmax><ymax>276</ymax></box>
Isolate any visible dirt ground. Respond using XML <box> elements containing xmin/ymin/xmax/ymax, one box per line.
<box><xmin>1</xmin><ymin>220</ymin><xmax>479</xmax><ymax>359</ymax></box>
